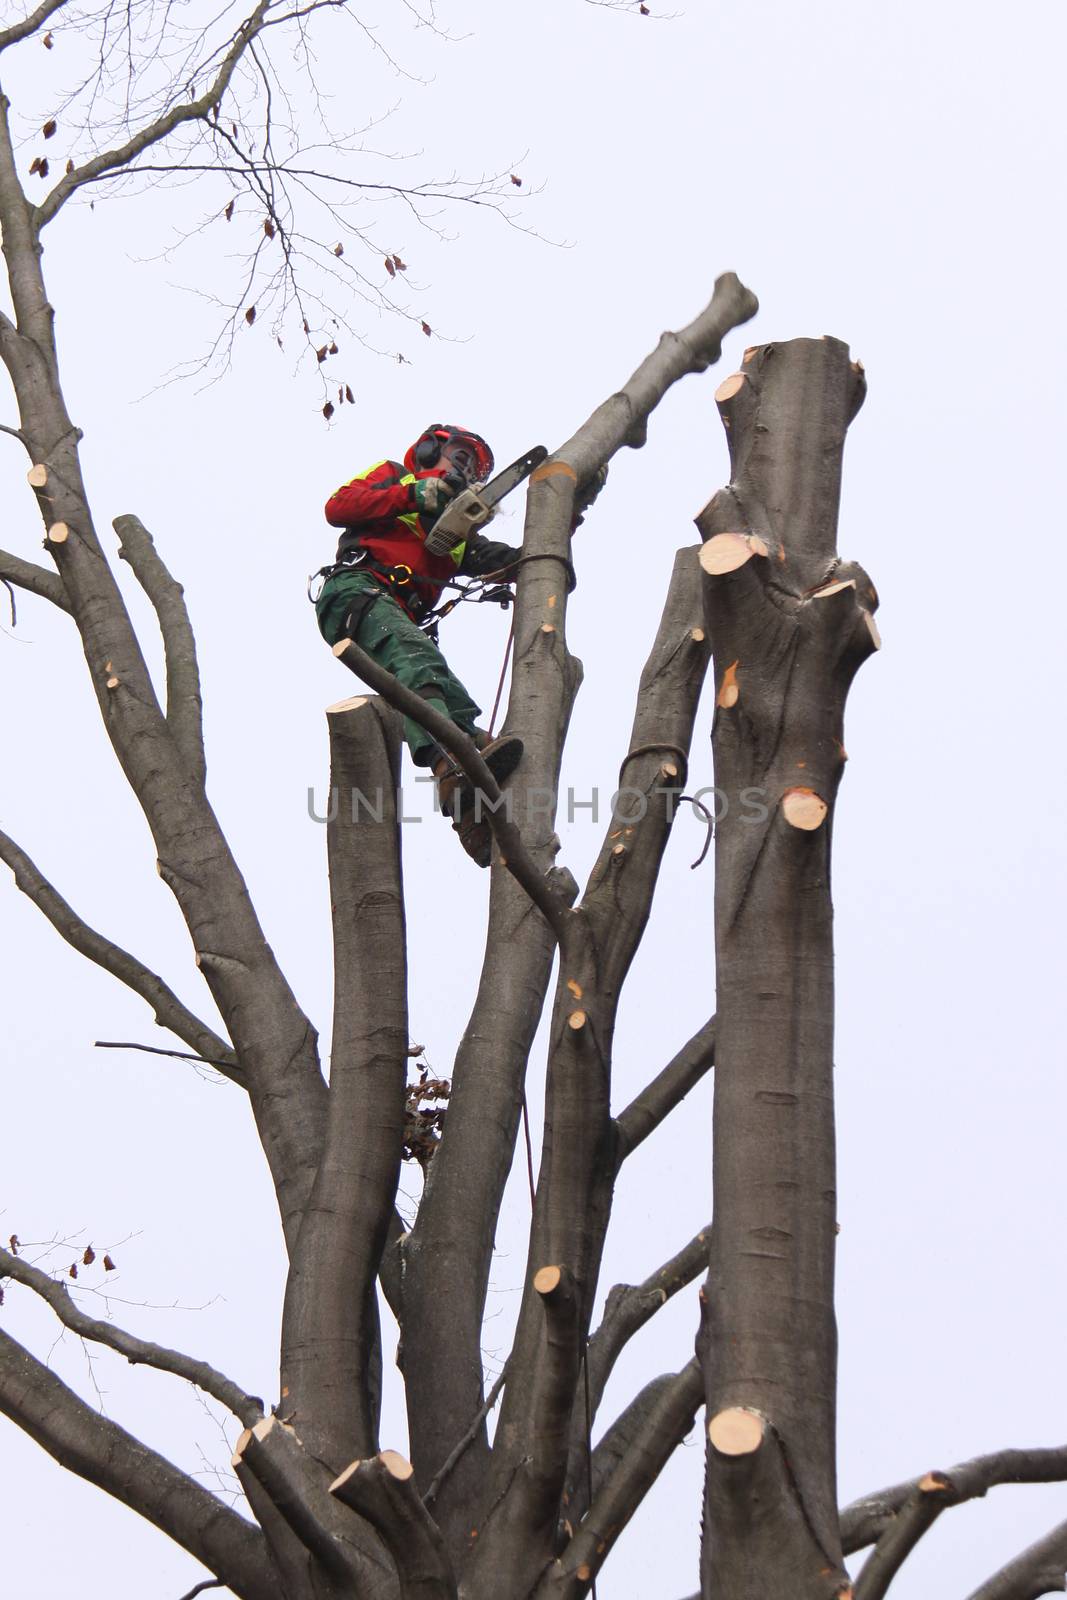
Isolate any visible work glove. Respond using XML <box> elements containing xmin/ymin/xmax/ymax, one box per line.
<box><xmin>465</xmin><ymin>538</ymin><xmax>519</xmax><ymax>577</ymax></box>
<box><xmin>411</xmin><ymin>477</ymin><xmax>455</xmax><ymax>518</ymax></box>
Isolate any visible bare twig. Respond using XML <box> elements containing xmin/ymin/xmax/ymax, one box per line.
<box><xmin>0</xmin><ymin>0</ymin><xmax>70</xmax><ymax>54</ymax></box>
<box><xmin>37</xmin><ymin>3</ymin><xmax>274</xmax><ymax>227</ymax></box>
<box><xmin>423</xmin><ymin>1366</ymin><xmax>507</xmax><ymax>1509</ymax></box>
<box><xmin>0</xmin><ymin>1246</ymin><xmax>263</xmax><ymax>1426</ymax></box>
<box><xmin>177</xmin><ymin>1580</ymin><xmax>224</xmax><ymax>1600</ymax></box>
<box><xmin>0</xmin><ymin>830</ymin><xmax>240</xmax><ymax>1082</ymax></box>
<box><xmin>94</xmin><ymin>1039</ymin><xmax>238</xmax><ymax>1074</ymax></box>
<box><xmin>0</xmin><ymin>547</ymin><xmax>71</xmax><ymax>612</ymax></box>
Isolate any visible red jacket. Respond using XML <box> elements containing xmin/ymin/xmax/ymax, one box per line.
<box><xmin>325</xmin><ymin>458</ymin><xmax>518</xmax><ymax>618</ymax></box>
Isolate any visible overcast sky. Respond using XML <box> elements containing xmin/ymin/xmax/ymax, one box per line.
<box><xmin>2</xmin><ymin>1</ymin><xmax>1066</xmax><ymax>1595</ymax></box>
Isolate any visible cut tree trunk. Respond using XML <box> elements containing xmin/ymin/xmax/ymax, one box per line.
<box><xmin>697</xmin><ymin>337</ymin><xmax>876</xmax><ymax>1598</ymax></box>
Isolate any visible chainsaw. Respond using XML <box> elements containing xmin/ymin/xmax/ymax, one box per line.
<box><xmin>422</xmin><ymin>444</ymin><xmax>548</xmax><ymax>557</ymax></box>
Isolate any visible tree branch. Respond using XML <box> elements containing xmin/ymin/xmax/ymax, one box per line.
<box><xmin>536</xmin><ymin>1361</ymin><xmax>703</xmax><ymax>1599</ymax></box>
<box><xmin>613</xmin><ymin>1015</ymin><xmax>716</xmax><ymax>1168</ymax></box>
<box><xmin>841</xmin><ymin>1445</ymin><xmax>1067</xmax><ymax>1553</ymax></box>
<box><xmin>564</xmin><ymin>1223</ymin><xmax>709</xmax><ymax>1516</ymax></box>
<box><xmin>0</xmin><ymin>832</ymin><xmax>227</xmax><ymax>1065</ymax></box>
<box><xmin>852</xmin><ymin>1475</ymin><xmax>955</xmax><ymax>1600</ymax></box>
<box><xmin>0</xmin><ymin>546</ymin><xmax>70</xmax><ymax>612</ymax></box>
<box><xmin>0</xmin><ymin>0</ymin><xmax>69</xmax><ymax>53</ymax></box>
<box><xmin>332</xmin><ymin>638</ymin><xmax>572</xmax><ymax>943</ymax></box>
<box><xmin>0</xmin><ymin>1325</ymin><xmax>275</xmax><ymax>1600</ymax></box>
<box><xmin>331</xmin><ymin>1450</ymin><xmax>458</xmax><ymax>1600</ymax></box>
<box><xmin>0</xmin><ymin>827</ymin><xmax>242</xmax><ymax>1082</ymax></box>
<box><xmin>280</xmin><ymin>695</ymin><xmax>407</xmax><ymax>1470</ymax></box>
<box><xmin>36</xmin><ymin>2</ymin><xmax>273</xmax><ymax>227</ymax></box>
<box><xmin>114</xmin><ymin>514</ymin><xmax>206</xmax><ymax>787</ymax></box>
<box><xmin>967</xmin><ymin>1520</ymin><xmax>1067</xmax><ymax>1600</ymax></box>
<box><xmin>0</xmin><ymin>1246</ymin><xmax>263</xmax><ymax>1425</ymax></box>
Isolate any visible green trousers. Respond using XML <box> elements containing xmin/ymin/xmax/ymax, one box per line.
<box><xmin>316</xmin><ymin>569</ymin><xmax>481</xmax><ymax>765</ymax></box>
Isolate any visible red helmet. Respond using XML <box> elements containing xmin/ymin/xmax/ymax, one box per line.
<box><xmin>405</xmin><ymin>423</ymin><xmax>494</xmax><ymax>484</ymax></box>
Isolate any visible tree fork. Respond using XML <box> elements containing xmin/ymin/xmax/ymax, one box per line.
<box><xmin>697</xmin><ymin>337</ymin><xmax>875</xmax><ymax>1597</ymax></box>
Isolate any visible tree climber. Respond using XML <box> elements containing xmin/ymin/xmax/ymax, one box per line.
<box><xmin>313</xmin><ymin>423</ymin><xmax>524</xmax><ymax>867</ymax></box>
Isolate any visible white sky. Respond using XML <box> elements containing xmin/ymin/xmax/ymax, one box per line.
<box><xmin>2</xmin><ymin>1</ymin><xmax>1066</xmax><ymax>1595</ymax></box>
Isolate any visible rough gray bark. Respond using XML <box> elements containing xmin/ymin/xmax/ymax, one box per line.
<box><xmin>697</xmin><ymin>337</ymin><xmax>876</xmax><ymax>1599</ymax></box>
<box><xmin>280</xmin><ymin>696</ymin><xmax>407</xmax><ymax>1471</ymax></box>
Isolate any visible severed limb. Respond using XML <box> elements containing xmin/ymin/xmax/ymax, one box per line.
<box><xmin>852</xmin><ymin>1474</ymin><xmax>956</xmax><ymax>1600</ymax></box>
<box><xmin>966</xmin><ymin>1518</ymin><xmax>1067</xmax><ymax>1600</ymax></box>
<box><xmin>331</xmin><ymin>1450</ymin><xmax>458</xmax><ymax>1600</ymax></box>
<box><xmin>280</xmin><ymin>696</ymin><xmax>407</xmax><ymax>1471</ymax></box>
<box><xmin>332</xmin><ymin>638</ymin><xmax>572</xmax><ymax>943</ymax></box>
<box><xmin>0</xmin><ymin>545</ymin><xmax>70</xmax><ymax>611</ymax></box>
<box><xmin>563</xmin><ymin>1225</ymin><xmax>709</xmax><ymax>1520</ymax></box>
<box><xmin>114</xmin><ymin>514</ymin><xmax>206</xmax><ymax>786</ymax></box>
<box><xmin>0</xmin><ymin>828</ymin><xmax>241</xmax><ymax>1083</ymax></box>
<box><xmin>841</xmin><ymin>1445</ymin><xmax>1067</xmax><ymax>1553</ymax></box>
<box><xmin>535</xmin><ymin>1361</ymin><xmax>704</xmax><ymax>1599</ymax></box>
<box><xmin>234</xmin><ymin>1415</ymin><xmax>395</xmax><ymax>1599</ymax></box>
<box><xmin>0</xmin><ymin>1325</ymin><xmax>275</xmax><ymax>1600</ymax></box>
<box><xmin>613</xmin><ymin>1015</ymin><xmax>716</xmax><ymax>1168</ymax></box>
<box><xmin>0</xmin><ymin>1246</ymin><xmax>262</xmax><ymax>1425</ymax></box>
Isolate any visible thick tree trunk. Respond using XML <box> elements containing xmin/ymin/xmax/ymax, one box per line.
<box><xmin>697</xmin><ymin>338</ymin><xmax>876</xmax><ymax>1598</ymax></box>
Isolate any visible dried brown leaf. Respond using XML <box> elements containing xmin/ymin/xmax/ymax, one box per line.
<box><xmin>328</xmin><ymin>341</ymin><xmax>338</xmax><ymax>355</ymax></box>
<box><xmin>224</xmin><ymin>199</ymin><xmax>235</xmax><ymax>222</ymax></box>
<box><xmin>8</xmin><ymin>1235</ymin><xmax>19</xmax><ymax>1255</ymax></box>
<box><xmin>392</xmin><ymin>254</ymin><xmax>407</xmax><ymax>271</ymax></box>
<box><xmin>510</xmin><ymin>173</ymin><xmax>522</xmax><ymax>186</ymax></box>
<box><xmin>322</xmin><ymin>401</ymin><xmax>335</xmax><ymax>421</ymax></box>
<box><xmin>315</xmin><ymin>345</ymin><xmax>328</xmax><ymax>363</ymax></box>
<box><xmin>103</xmin><ymin>1254</ymin><xmax>116</xmax><ymax>1271</ymax></box>
<box><xmin>82</xmin><ymin>1245</ymin><xmax>95</xmax><ymax>1266</ymax></box>
<box><xmin>65</xmin><ymin>159</ymin><xmax>73</xmax><ymax>175</ymax></box>
<box><xmin>263</xmin><ymin>218</ymin><xmax>275</xmax><ymax>239</ymax></box>
<box><xmin>42</xmin><ymin>120</ymin><xmax>57</xmax><ymax>139</ymax></box>
<box><xmin>333</xmin><ymin>242</ymin><xmax>344</xmax><ymax>257</ymax></box>
<box><xmin>344</xmin><ymin>385</ymin><xmax>354</xmax><ymax>404</ymax></box>
<box><xmin>43</xmin><ymin>30</ymin><xmax>53</xmax><ymax>48</ymax></box>
<box><xmin>69</xmin><ymin>1262</ymin><xmax>78</xmax><ymax>1279</ymax></box>
<box><xmin>421</xmin><ymin>321</ymin><xmax>432</xmax><ymax>337</ymax></box>
<box><xmin>384</xmin><ymin>257</ymin><xmax>396</xmax><ymax>278</ymax></box>
<box><xmin>245</xmin><ymin>306</ymin><xmax>256</xmax><ymax>325</ymax></box>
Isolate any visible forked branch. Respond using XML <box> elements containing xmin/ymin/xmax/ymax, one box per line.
<box><xmin>114</xmin><ymin>514</ymin><xmax>206</xmax><ymax>786</ymax></box>
<box><xmin>0</xmin><ymin>1326</ymin><xmax>274</xmax><ymax>1600</ymax></box>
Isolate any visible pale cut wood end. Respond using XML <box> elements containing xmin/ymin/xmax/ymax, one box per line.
<box><xmin>332</xmin><ymin>639</ymin><xmax>350</xmax><ymax>657</ymax></box>
<box><xmin>326</xmin><ymin>695</ymin><xmax>369</xmax><ymax>714</ymax></box>
<box><xmin>47</xmin><ymin>522</ymin><xmax>69</xmax><ymax>544</ymax></box>
<box><xmin>715</xmin><ymin>372</ymin><xmax>747</xmax><ymax>403</ymax></box>
<box><xmin>568</xmin><ymin>1009</ymin><xmax>587</xmax><ymax>1031</ymax></box>
<box><xmin>690</xmin><ymin>627</ymin><xmax>705</xmax><ymax>643</ymax></box>
<box><xmin>708</xmin><ymin>1407</ymin><xmax>764</xmax><ymax>1457</ymax></box>
<box><xmin>811</xmin><ymin>578</ymin><xmax>856</xmax><ymax>600</ymax></box>
<box><xmin>700</xmin><ymin>532</ymin><xmax>762</xmax><ymax>576</ymax></box>
<box><xmin>27</xmin><ymin>464</ymin><xmax>48</xmax><ymax>489</ymax></box>
<box><xmin>378</xmin><ymin>1449</ymin><xmax>414</xmax><ymax>1481</ymax></box>
<box><xmin>782</xmin><ymin>788</ymin><xmax>828</xmax><ymax>831</ymax></box>
<box><xmin>865</xmin><ymin>612</ymin><xmax>882</xmax><ymax>650</ymax></box>
<box><xmin>232</xmin><ymin>1427</ymin><xmax>253</xmax><ymax>1466</ymax></box>
<box><xmin>534</xmin><ymin>1265</ymin><xmax>562</xmax><ymax>1296</ymax></box>
<box><xmin>742</xmin><ymin>346</ymin><xmax>758</xmax><ymax>363</ymax></box>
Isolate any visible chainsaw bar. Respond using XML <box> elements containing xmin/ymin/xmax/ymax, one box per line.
<box><xmin>477</xmin><ymin>445</ymin><xmax>548</xmax><ymax>510</ymax></box>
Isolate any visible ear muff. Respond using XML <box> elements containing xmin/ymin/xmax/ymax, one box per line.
<box><xmin>413</xmin><ymin>432</ymin><xmax>442</xmax><ymax>469</ymax></box>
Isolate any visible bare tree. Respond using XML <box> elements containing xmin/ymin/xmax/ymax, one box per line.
<box><xmin>2</xmin><ymin>4</ymin><xmax>1066</xmax><ymax>1599</ymax></box>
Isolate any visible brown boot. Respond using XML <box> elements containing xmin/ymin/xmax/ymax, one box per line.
<box><xmin>431</xmin><ymin>751</ymin><xmax>491</xmax><ymax>868</ymax></box>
